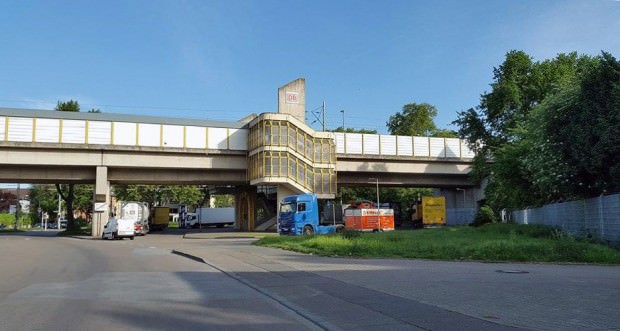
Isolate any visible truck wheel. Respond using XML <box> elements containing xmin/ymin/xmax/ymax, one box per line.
<box><xmin>101</xmin><ymin>233</ymin><xmax>106</xmax><ymax>240</ymax></box>
<box><xmin>130</xmin><ymin>236</ymin><xmax>134</xmax><ymax>240</ymax></box>
<box><xmin>303</xmin><ymin>225</ymin><xmax>314</xmax><ymax>236</ymax></box>
<box><xmin>335</xmin><ymin>225</ymin><xmax>344</xmax><ymax>233</ymax></box>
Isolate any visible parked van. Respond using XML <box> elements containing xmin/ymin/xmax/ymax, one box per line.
<box><xmin>102</xmin><ymin>218</ymin><xmax>135</xmax><ymax>240</ymax></box>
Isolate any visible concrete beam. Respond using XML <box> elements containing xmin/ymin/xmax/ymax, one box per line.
<box><xmin>0</xmin><ymin>147</ymin><xmax>247</xmax><ymax>170</ymax></box>
<box><xmin>0</xmin><ymin>165</ymin><xmax>95</xmax><ymax>183</ymax></box>
<box><xmin>337</xmin><ymin>172</ymin><xmax>475</xmax><ymax>188</ymax></box>
<box><xmin>336</xmin><ymin>159</ymin><xmax>471</xmax><ymax>175</ymax></box>
<box><xmin>108</xmin><ymin>168</ymin><xmax>247</xmax><ymax>185</ymax></box>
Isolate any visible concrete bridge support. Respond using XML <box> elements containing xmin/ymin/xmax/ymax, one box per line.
<box><xmin>92</xmin><ymin>166</ymin><xmax>110</xmax><ymax>238</ymax></box>
<box><xmin>436</xmin><ymin>186</ymin><xmax>484</xmax><ymax>225</ymax></box>
<box><xmin>234</xmin><ymin>186</ymin><xmax>257</xmax><ymax>231</ymax></box>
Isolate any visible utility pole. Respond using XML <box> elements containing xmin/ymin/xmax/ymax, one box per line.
<box><xmin>340</xmin><ymin>110</ymin><xmax>345</xmax><ymax>130</ymax></box>
<box><xmin>368</xmin><ymin>178</ymin><xmax>380</xmax><ymax>231</ymax></box>
<box><xmin>14</xmin><ymin>183</ymin><xmax>20</xmax><ymax>230</ymax></box>
<box><xmin>57</xmin><ymin>184</ymin><xmax>62</xmax><ymax>230</ymax></box>
<box><xmin>322</xmin><ymin>101</ymin><xmax>326</xmax><ymax>131</ymax></box>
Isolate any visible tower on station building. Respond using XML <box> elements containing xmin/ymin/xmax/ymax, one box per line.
<box><xmin>277</xmin><ymin>78</ymin><xmax>306</xmax><ymax>123</ymax></box>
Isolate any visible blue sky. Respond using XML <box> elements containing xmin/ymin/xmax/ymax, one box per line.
<box><xmin>1</xmin><ymin>0</ymin><xmax>619</xmax><ymax>134</ymax></box>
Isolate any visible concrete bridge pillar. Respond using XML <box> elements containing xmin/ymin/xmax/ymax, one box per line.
<box><xmin>436</xmin><ymin>186</ymin><xmax>484</xmax><ymax>225</ymax></box>
<box><xmin>92</xmin><ymin>166</ymin><xmax>110</xmax><ymax>237</ymax></box>
<box><xmin>234</xmin><ymin>186</ymin><xmax>257</xmax><ymax>231</ymax></box>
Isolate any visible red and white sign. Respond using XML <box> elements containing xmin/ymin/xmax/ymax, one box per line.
<box><xmin>285</xmin><ymin>91</ymin><xmax>299</xmax><ymax>104</ymax></box>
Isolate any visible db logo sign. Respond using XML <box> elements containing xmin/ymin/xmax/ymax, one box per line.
<box><xmin>285</xmin><ymin>92</ymin><xmax>299</xmax><ymax>104</ymax></box>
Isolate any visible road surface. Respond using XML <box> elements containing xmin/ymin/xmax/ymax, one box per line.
<box><xmin>1</xmin><ymin>230</ymin><xmax>619</xmax><ymax>330</ymax></box>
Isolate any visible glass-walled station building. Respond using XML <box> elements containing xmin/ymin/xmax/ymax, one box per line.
<box><xmin>247</xmin><ymin>113</ymin><xmax>337</xmax><ymax>199</ymax></box>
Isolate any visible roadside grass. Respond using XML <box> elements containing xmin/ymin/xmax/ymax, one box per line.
<box><xmin>58</xmin><ymin>224</ymin><xmax>92</xmax><ymax>236</ymax></box>
<box><xmin>255</xmin><ymin>223</ymin><xmax>620</xmax><ymax>264</ymax></box>
<box><xmin>167</xmin><ymin>222</ymin><xmax>179</xmax><ymax>229</ymax></box>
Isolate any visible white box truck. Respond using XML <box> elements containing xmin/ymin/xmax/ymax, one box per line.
<box><xmin>189</xmin><ymin>207</ymin><xmax>235</xmax><ymax>228</ymax></box>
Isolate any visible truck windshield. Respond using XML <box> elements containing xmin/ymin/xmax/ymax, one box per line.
<box><xmin>280</xmin><ymin>203</ymin><xmax>296</xmax><ymax>213</ymax></box>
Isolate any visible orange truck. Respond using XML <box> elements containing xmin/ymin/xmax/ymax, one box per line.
<box><xmin>344</xmin><ymin>206</ymin><xmax>395</xmax><ymax>232</ymax></box>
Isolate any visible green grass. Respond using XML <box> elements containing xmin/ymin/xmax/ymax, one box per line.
<box><xmin>167</xmin><ymin>222</ymin><xmax>179</xmax><ymax>229</ymax></box>
<box><xmin>255</xmin><ymin>224</ymin><xmax>620</xmax><ymax>264</ymax></box>
<box><xmin>57</xmin><ymin>224</ymin><xmax>92</xmax><ymax>236</ymax></box>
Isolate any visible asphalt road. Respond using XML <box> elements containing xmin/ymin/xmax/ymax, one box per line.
<box><xmin>1</xmin><ymin>230</ymin><xmax>619</xmax><ymax>331</ymax></box>
<box><xmin>0</xmin><ymin>231</ymin><xmax>319</xmax><ymax>331</ymax></box>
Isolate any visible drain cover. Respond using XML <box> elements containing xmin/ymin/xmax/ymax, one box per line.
<box><xmin>495</xmin><ymin>269</ymin><xmax>530</xmax><ymax>274</ymax></box>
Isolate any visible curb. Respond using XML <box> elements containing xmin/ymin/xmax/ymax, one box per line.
<box><xmin>61</xmin><ymin>235</ymin><xmax>96</xmax><ymax>240</ymax></box>
<box><xmin>171</xmin><ymin>249</ymin><xmax>207</xmax><ymax>264</ymax></box>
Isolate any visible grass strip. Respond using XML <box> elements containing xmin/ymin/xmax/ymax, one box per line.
<box><xmin>255</xmin><ymin>223</ymin><xmax>620</xmax><ymax>264</ymax></box>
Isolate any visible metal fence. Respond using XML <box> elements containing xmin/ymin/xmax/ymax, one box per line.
<box><xmin>511</xmin><ymin>194</ymin><xmax>620</xmax><ymax>246</ymax></box>
<box><xmin>446</xmin><ymin>208</ymin><xmax>476</xmax><ymax>226</ymax></box>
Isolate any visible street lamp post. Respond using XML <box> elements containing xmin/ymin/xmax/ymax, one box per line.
<box><xmin>368</xmin><ymin>178</ymin><xmax>380</xmax><ymax>231</ymax></box>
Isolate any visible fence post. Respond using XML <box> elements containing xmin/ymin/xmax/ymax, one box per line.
<box><xmin>598</xmin><ymin>194</ymin><xmax>605</xmax><ymax>241</ymax></box>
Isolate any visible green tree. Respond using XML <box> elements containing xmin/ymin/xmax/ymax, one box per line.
<box><xmin>55</xmin><ymin>100</ymin><xmax>80</xmax><ymax>112</ymax></box>
<box><xmin>453</xmin><ymin>50</ymin><xmax>606</xmax><ymax>209</ymax></box>
<box><xmin>331</xmin><ymin>127</ymin><xmax>377</xmax><ymax>134</ymax></box>
<box><xmin>212</xmin><ymin>195</ymin><xmax>234</xmax><ymax>207</ymax></box>
<box><xmin>29</xmin><ymin>185</ymin><xmax>60</xmax><ymax>222</ymax></box>
<box><xmin>387</xmin><ymin>103</ymin><xmax>438</xmax><ymax>136</ymax></box>
<box><xmin>524</xmin><ymin>52</ymin><xmax>620</xmax><ymax>199</ymax></box>
<box><xmin>113</xmin><ymin>185</ymin><xmax>204</xmax><ymax>209</ymax></box>
<box><xmin>54</xmin><ymin>100</ymin><xmax>81</xmax><ymax>229</ymax></box>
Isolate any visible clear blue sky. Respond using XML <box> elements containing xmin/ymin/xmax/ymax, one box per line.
<box><xmin>1</xmin><ymin>0</ymin><xmax>619</xmax><ymax>134</ymax></box>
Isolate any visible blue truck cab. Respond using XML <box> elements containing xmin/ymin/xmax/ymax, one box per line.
<box><xmin>278</xmin><ymin>193</ymin><xmax>344</xmax><ymax>235</ymax></box>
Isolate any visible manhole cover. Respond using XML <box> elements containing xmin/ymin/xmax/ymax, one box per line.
<box><xmin>495</xmin><ymin>269</ymin><xmax>529</xmax><ymax>274</ymax></box>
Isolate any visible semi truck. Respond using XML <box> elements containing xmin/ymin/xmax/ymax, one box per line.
<box><xmin>120</xmin><ymin>201</ymin><xmax>150</xmax><ymax>236</ymax></box>
<box><xmin>278</xmin><ymin>194</ymin><xmax>344</xmax><ymax>235</ymax></box>
<box><xmin>278</xmin><ymin>193</ymin><xmax>394</xmax><ymax>235</ymax></box>
<box><xmin>411</xmin><ymin>196</ymin><xmax>446</xmax><ymax>227</ymax></box>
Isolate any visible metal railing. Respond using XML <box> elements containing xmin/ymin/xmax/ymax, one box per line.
<box><xmin>0</xmin><ymin>114</ymin><xmax>247</xmax><ymax>151</ymax></box>
<box><xmin>334</xmin><ymin>132</ymin><xmax>475</xmax><ymax>159</ymax></box>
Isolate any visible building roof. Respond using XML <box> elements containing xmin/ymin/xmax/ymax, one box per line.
<box><xmin>0</xmin><ymin>107</ymin><xmax>250</xmax><ymax>129</ymax></box>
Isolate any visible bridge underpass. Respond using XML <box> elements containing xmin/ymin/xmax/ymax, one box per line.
<box><xmin>1</xmin><ymin>80</ymin><xmax>480</xmax><ymax>236</ymax></box>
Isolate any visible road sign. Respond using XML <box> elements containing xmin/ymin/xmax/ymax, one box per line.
<box><xmin>94</xmin><ymin>203</ymin><xmax>107</xmax><ymax>213</ymax></box>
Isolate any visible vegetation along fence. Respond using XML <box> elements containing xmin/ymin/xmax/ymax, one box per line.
<box><xmin>511</xmin><ymin>193</ymin><xmax>620</xmax><ymax>246</ymax></box>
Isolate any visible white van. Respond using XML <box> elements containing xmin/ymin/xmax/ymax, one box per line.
<box><xmin>102</xmin><ymin>218</ymin><xmax>135</xmax><ymax>240</ymax></box>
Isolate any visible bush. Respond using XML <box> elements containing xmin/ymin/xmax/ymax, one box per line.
<box><xmin>472</xmin><ymin>205</ymin><xmax>497</xmax><ymax>227</ymax></box>
<box><xmin>0</xmin><ymin>213</ymin><xmax>16</xmax><ymax>227</ymax></box>
<box><xmin>74</xmin><ymin>217</ymin><xmax>89</xmax><ymax>227</ymax></box>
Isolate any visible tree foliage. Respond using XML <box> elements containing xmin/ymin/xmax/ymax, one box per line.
<box><xmin>55</xmin><ymin>100</ymin><xmax>80</xmax><ymax>112</ymax></box>
<box><xmin>387</xmin><ymin>103</ymin><xmax>438</xmax><ymax>136</ymax></box>
<box><xmin>454</xmin><ymin>50</ymin><xmax>618</xmax><ymax>209</ymax></box>
<box><xmin>28</xmin><ymin>184</ymin><xmax>94</xmax><ymax>223</ymax></box>
<box><xmin>0</xmin><ymin>191</ymin><xmax>17</xmax><ymax>213</ymax></box>
<box><xmin>331</xmin><ymin>127</ymin><xmax>377</xmax><ymax>134</ymax></box>
<box><xmin>113</xmin><ymin>185</ymin><xmax>204</xmax><ymax>208</ymax></box>
<box><xmin>386</xmin><ymin>102</ymin><xmax>457</xmax><ymax>137</ymax></box>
